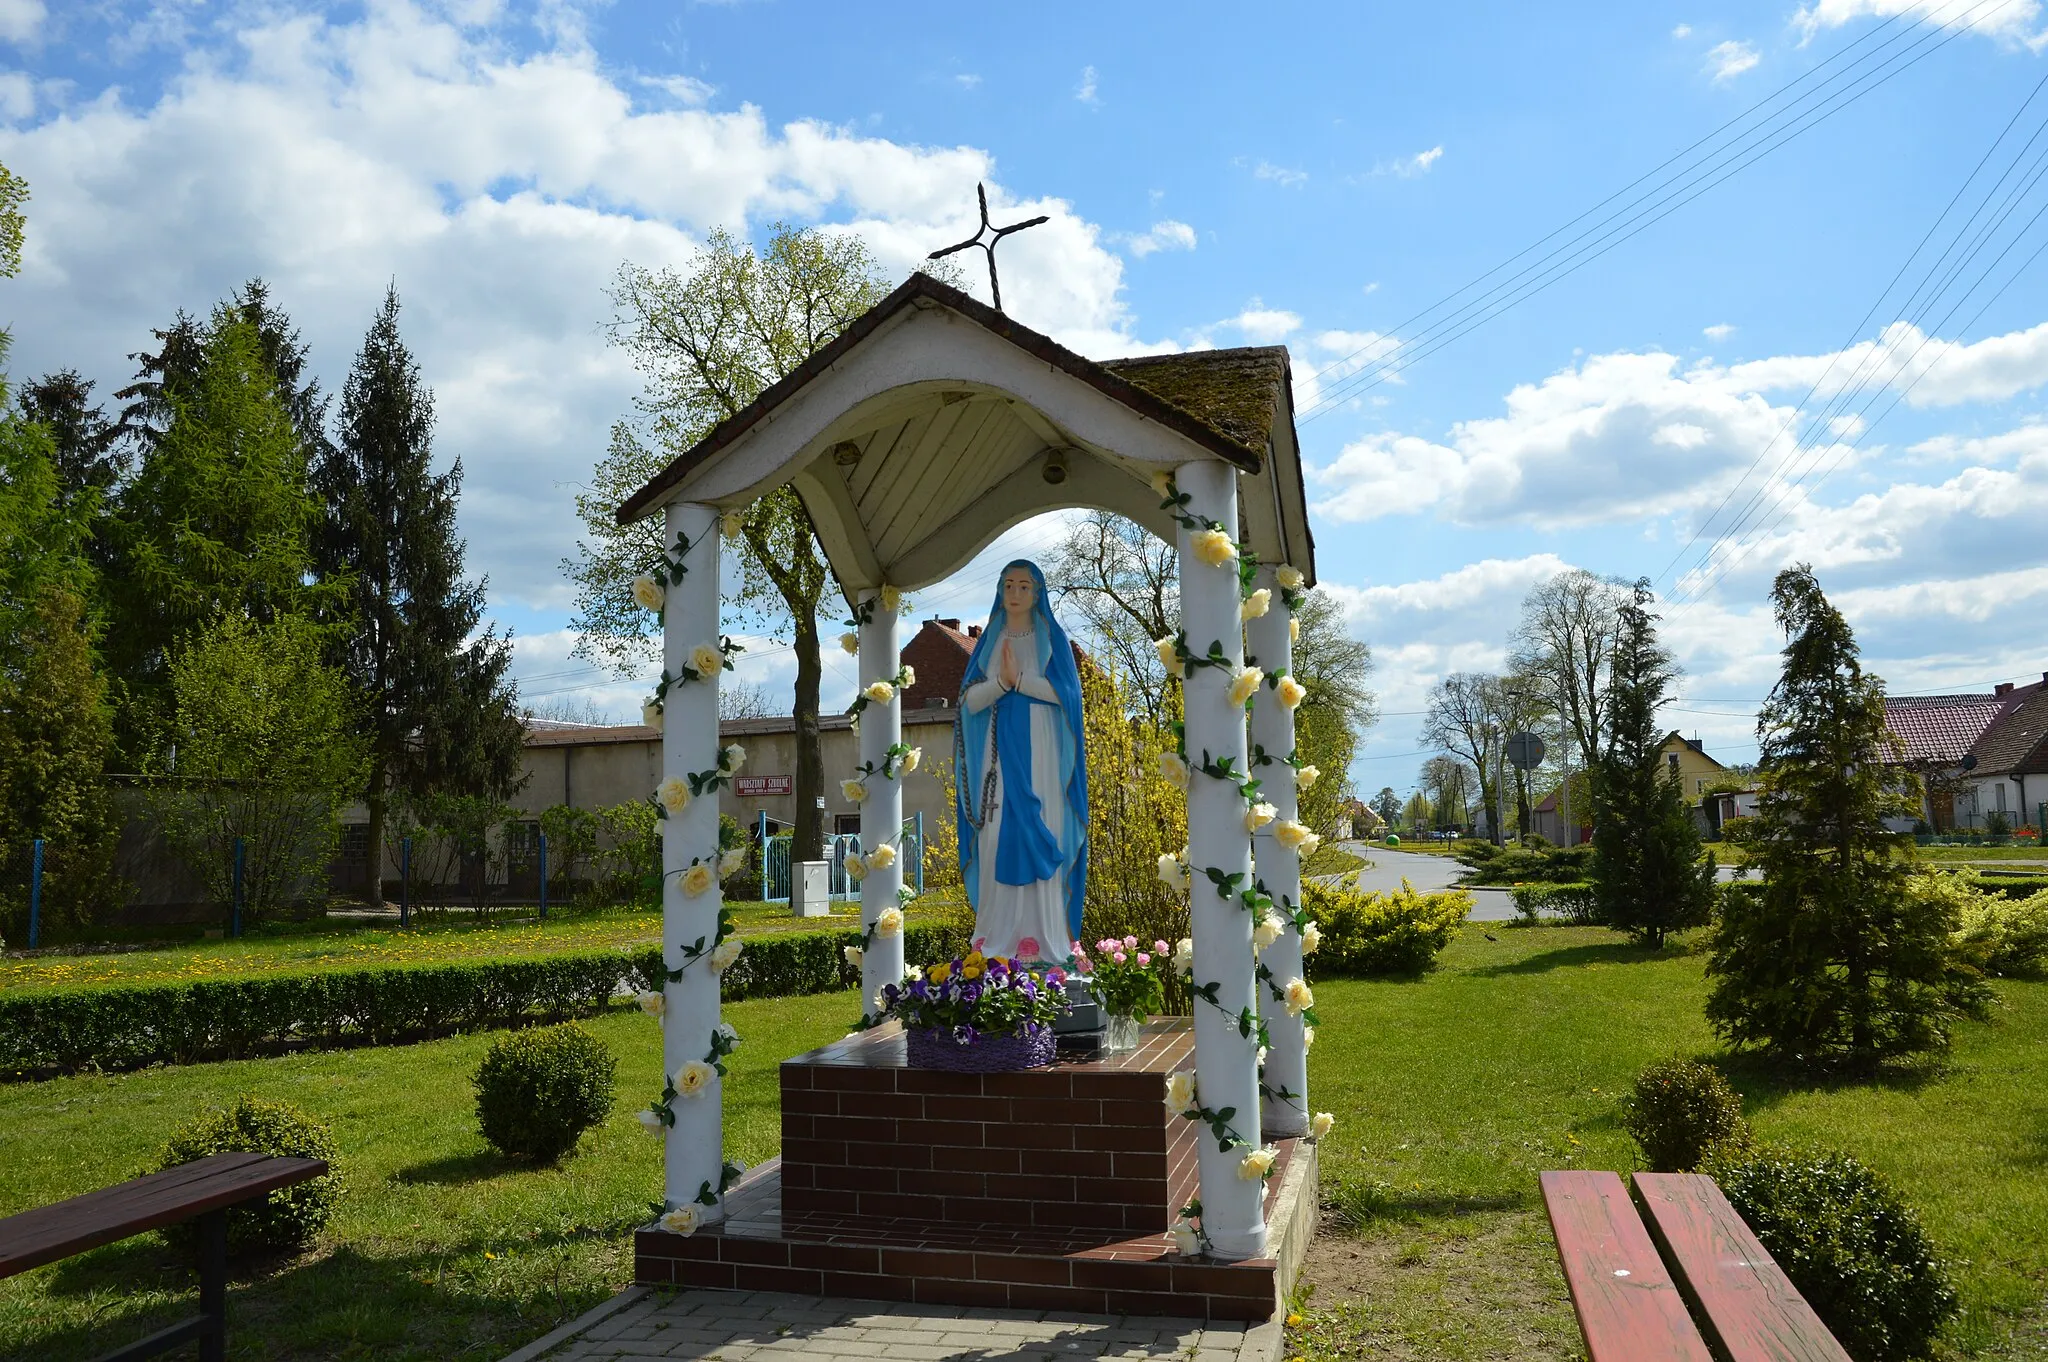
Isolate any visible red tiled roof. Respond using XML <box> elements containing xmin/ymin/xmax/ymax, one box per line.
<box><xmin>1884</xmin><ymin>694</ymin><xmax>2009</xmax><ymax>764</ymax></box>
<box><xmin>1971</xmin><ymin>684</ymin><xmax>2048</xmax><ymax>776</ymax></box>
<box><xmin>900</xmin><ymin>618</ymin><xmax>981</xmax><ymax>712</ymax></box>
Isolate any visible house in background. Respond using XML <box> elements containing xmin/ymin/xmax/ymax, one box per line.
<box><xmin>1528</xmin><ymin>733</ymin><xmax>1740</xmax><ymax>844</ymax></box>
<box><xmin>1884</xmin><ymin>672</ymin><xmax>2048</xmax><ymax>830</ymax></box>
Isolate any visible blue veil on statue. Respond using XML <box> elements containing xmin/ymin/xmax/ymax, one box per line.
<box><xmin>954</xmin><ymin>559</ymin><xmax>1090</xmax><ymax>949</ymax></box>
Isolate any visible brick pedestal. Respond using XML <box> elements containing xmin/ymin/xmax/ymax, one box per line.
<box><xmin>780</xmin><ymin>1022</ymin><xmax>1198</xmax><ymax>1235</ymax></box>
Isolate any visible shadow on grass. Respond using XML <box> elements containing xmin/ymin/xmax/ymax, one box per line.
<box><xmin>1679</xmin><ymin>1048</ymin><xmax>1953</xmax><ymax>1116</ymax></box>
<box><xmin>389</xmin><ymin>1148</ymin><xmax>520</xmax><ymax>1186</ymax></box>
<box><xmin>1467</xmin><ymin>941</ymin><xmax>1681</xmax><ymax>977</ymax></box>
<box><xmin>1324</xmin><ymin>1178</ymin><xmax>1530</xmax><ymax>1230</ymax></box>
<box><xmin>8</xmin><ymin>1221</ymin><xmax>633</xmax><ymax>1362</ymax></box>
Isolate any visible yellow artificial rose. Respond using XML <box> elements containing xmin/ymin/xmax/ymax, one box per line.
<box><xmin>1228</xmin><ymin>666</ymin><xmax>1264</xmax><ymax>706</ymax></box>
<box><xmin>631</xmin><ymin>575</ymin><xmax>664</xmax><ymax>611</ymax></box>
<box><xmin>1311</xmin><ymin>1111</ymin><xmax>1335</xmax><ymax>1140</ymax></box>
<box><xmin>1155</xmin><ymin>636</ymin><xmax>1183</xmax><ymax>678</ymax></box>
<box><xmin>660</xmin><ymin>1204</ymin><xmax>702</xmax><ymax>1235</ymax></box>
<box><xmin>840</xmin><ymin>632</ymin><xmax>859</xmax><ymax>655</ymax></box>
<box><xmin>674</xmin><ymin>1060</ymin><xmax>716</xmax><ymax>1098</ymax></box>
<box><xmin>1275</xmin><ymin>565</ymin><xmax>1304</xmax><ymax>590</ymax></box>
<box><xmin>1274</xmin><ymin>819</ymin><xmax>1312</xmax><ymax>850</ymax></box>
<box><xmin>681</xmin><ymin>863</ymin><xmax>715</xmax><ymax>897</ymax></box>
<box><xmin>1151</xmin><ymin>469</ymin><xmax>1174</xmax><ymax>498</ymax></box>
<box><xmin>1191</xmin><ymin>527</ymin><xmax>1237</xmax><ymax>567</ymax></box>
<box><xmin>1302</xmin><ymin>921</ymin><xmax>1321</xmax><ymax>955</ymax></box>
<box><xmin>1237</xmin><ymin>1146</ymin><xmax>1276</xmax><ymax>1181</ymax></box>
<box><xmin>875</xmin><ymin>907</ymin><xmax>903</xmax><ymax>938</ymax></box>
<box><xmin>864</xmin><ymin>680</ymin><xmax>895</xmax><ymax>704</ymax></box>
<box><xmin>1245</xmin><ymin>801</ymin><xmax>1278</xmax><ymax>833</ymax></box>
<box><xmin>656</xmin><ymin>778</ymin><xmax>691</xmax><ymax>816</ymax></box>
<box><xmin>1275</xmin><ymin>675</ymin><xmax>1307</xmax><ymax>710</ymax></box>
<box><xmin>901</xmin><ymin>747</ymin><xmax>922</xmax><ymax>774</ymax></box>
<box><xmin>690</xmin><ymin>642</ymin><xmax>723</xmax><ymax>678</ymax></box>
<box><xmin>880</xmin><ymin>584</ymin><xmax>903</xmax><ymax>613</ymax></box>
<box><xmin>1283</xmin><ymin>977</ymin><xmax>1315</xmax><ymax>1016</ymax></box>
<box><xmin>1296</xmin><ymin>764</ymin><xmax>1320</xmax><ymax>790</ymax></box>
<box><xmin>845</xmin><ymin>854</ymin><xmax>867</xmax><ymax>882</ymax></box>
<box><xmin>1289</xmin><ymin>616</ymin><xmax>1300</xmax><ymax>643</ymax></box>
<box><xmin>868</xmin><ymin>843</ymin><xmax>898</xmax><ymax>870</ymax></box>
<box><xmin>1165</xmin><ymin>1069</ymin><xmax>1197</xmax><ymax>1116</ymax></box>
<box><xmin>1241</xmin><ymin>588</ymin><xmax>1271</xmax><ymax>621</ymax></box>
<box><xmin>1159</xmin><ymin>752</ymin><xmax>1190</xmax><ymax>789</ymax></box>
<box><xmin>841</xmin><ymin>779</ymin><xmax>868</xmax><ymax>805</ymax></box>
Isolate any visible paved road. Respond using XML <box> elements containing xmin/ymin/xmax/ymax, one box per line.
<box><xmin>1330</xmin><ymin>844</ymin><xmax>1519</xmax><ymax>921</ymax></box>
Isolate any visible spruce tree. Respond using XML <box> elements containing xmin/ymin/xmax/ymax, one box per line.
<box><xmin>1705</xmin><ymin>565</ymin><xmax>1989</xmax><ymax>1064</ymax></box>
<box><xmin>103</xmin><ymin>315</ymin><xmax>324</xmax><ymax>761</ymax></box>
<box><xmin>314</xmin><ymin>286</ymin><xmax>524</xmax><ymax>891</ymax></box>
<box><xmin>1592</xmin><ymin>580</ymin><xmax>1716</xmax><ymax>948</ymax></box>
<box><xmin>19</xmin><ymin>370</ymin><xmax>126</xmax><ymax>512</ymax></box>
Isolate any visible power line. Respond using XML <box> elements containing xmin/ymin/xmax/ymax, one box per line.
<box><xmin>1299</xmin><ymin>0</ymin><xmax>2012</xmax><ymax>422</ymax></box>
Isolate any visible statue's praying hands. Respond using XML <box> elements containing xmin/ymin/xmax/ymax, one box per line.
<box><xmin>998</xmin><ymin>636</ymin><xmax>1021</xmax><ymax>690</ymax></box>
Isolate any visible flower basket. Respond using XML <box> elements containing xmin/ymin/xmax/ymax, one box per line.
<box><xmin>905</xmin><ymin>1023</ymin><xmax>1056</xmax><ymax>1072</ymax></box>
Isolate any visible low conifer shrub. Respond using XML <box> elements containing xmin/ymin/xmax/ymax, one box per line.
<box><xmin>1703</xmin><ymin>1144</ymin><xmax>1958</xmax><ymax>1361</ymax></box>
<box><xmin>152</xmin><ymin>1095</ymin><xmax>343</xmax><ymax>1255</ymax></box>
<box><xmin>1620</xmin><ymin>1058</ymin><xmax>1747</xmax><ymax>1171</ymax></box>
<box><xmin>472</xmin><ymin>1023</ymin><xmax>616</xmax><ymax>1162</ymax></box>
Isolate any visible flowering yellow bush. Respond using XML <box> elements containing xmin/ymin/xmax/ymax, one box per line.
<box><xmin>1301</xmin><ymin>878</ymin><xmax>1470</xmax><ymax>977</ymax></box>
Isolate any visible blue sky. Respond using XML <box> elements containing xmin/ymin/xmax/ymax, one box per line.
<box><xmin>6</xmin><ymin>0</ymin><xmax>2048</xmax><ymax>798</ymax></box>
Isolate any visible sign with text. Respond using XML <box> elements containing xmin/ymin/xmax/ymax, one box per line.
<box><xmin>735</xmin><ymin>775</ymin><xmax>793</xmax><ymax>797</ymax></box>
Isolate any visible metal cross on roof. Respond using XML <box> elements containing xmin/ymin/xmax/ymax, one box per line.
<box><xmin>927</xmin><ymin>182</ymin><xmax>1048</xmax><ymax>314</ymax></box>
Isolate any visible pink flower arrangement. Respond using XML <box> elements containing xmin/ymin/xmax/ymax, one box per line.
<box><xmin>1083</xmin><ymin>934</ymin><xmax>1169</xmax><ymax>1021</ymax></box>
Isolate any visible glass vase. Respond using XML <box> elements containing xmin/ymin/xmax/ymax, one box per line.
<box><xmin>1104</xmin><ymin>1013</ymin><xmax>1141</xmax><ymax>1054</ymax></box>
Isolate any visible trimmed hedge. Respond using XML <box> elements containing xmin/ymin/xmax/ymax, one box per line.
<box><xmin>0</xmin><ymin>920</ymin><xmax>971</xmax><ymax>1078</ymax></box>
<box><xmin>1509</xmin><ymin>881</ymin><xmax>1601</xmax><ymax>924</ymax></box>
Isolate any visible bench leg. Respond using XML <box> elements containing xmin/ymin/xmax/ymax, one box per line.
<box><xmin>198</xmin><ymin>1209</ymin><xmax>226</xmax><ymax>1362</ymax></box>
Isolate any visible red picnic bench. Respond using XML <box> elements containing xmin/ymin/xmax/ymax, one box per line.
<box><xmin>1541</xmin><ymin>1169</ymin><xmax>1851</xmax><ymax>1362</ymax></box>
<box><xmin>0</xmin><ymin>1152</ymin><xmax>328</xmax><ymax>1362</ymax></box>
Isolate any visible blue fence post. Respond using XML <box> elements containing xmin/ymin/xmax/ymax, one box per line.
<box><xmin>231</xmin><ymin>837</ymin><xmax>246</xmax><ymax>938</ymax></box>
<box><xmin>27</xmin><ymin>838</ymin><xmax>43</xmax><ymax>949</ymax></box>
<box><xmin>400</xmin><ymin>836</ymin><xmax>412</xmax><ymax>929</ymax></box>
<box><xmin>538</xmin><ymin>832</ymin><xmax>549</xmax><ymax>920</ymax></box>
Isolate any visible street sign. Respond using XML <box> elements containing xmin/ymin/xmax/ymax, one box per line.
<box><xmin>1505</xmin><ymin>731</ymin><xmax>1547</xmax><ymax>771</ymax></box>
<box><xmin>735</xmin><ymin>775</ymin><xmax>794</xmax><ymax>797</ymax></box>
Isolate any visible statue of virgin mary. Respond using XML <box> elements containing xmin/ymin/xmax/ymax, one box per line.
<box><xmin>955</xmin><ymin>560</ymin><xmax>1089</xmax><ymax>963</ymax></box>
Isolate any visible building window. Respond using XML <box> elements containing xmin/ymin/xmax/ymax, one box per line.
<box><xmin>1667</xmin><ymin>753</ymin><xmax>1680</xmax><ymax>773</ymax></box>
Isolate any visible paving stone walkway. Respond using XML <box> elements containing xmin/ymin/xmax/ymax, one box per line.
<box><xmin>505</xmin><ymin>1288</ymin><xmax>1283</xmax><ymax>1362</ymax></box>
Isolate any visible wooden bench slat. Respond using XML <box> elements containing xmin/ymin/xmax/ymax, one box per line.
<box><xmin>1633</xmin><ymin>1173</ymin><xmax>1853</xmax><ymax>1362</ymax></box>
<box><xmin>1540</xmin><ymin>1170</ymin><xmax>1715</xmax><ymax>1362</ymax></box>
<box><xmin>0</xmin><ymin>1153</ymin><xmax>329</xmax><ymax>1279</ymax></box>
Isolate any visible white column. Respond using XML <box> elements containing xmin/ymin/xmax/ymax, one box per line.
<box><xmin>1247</xmin><ymin>566</ymin><xmax>1307</xmax><ymax>1139</ymax></box>
<box><xmin>858</xmin><ymin>590</ymin><xmax>906</xmax><ymax>1015</ymax></box>
<box><xmin>1175</xmin><ymin>458</ymin><xmax>1266</xmax><ymax>1262</ymax></box>
<box><xmin>662</xmin><ymin>502</ymin><xmax>725</xmax><ymax>1222</ymax></box>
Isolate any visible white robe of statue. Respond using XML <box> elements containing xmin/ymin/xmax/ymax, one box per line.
<box><xmin>963</xmin><ymin>632</ymin><xmax>1072</xmax><ymax>963</ymax></box>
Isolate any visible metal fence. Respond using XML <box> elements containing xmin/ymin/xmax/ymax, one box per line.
<box><xmin>759</xmin><ymin>813</ymin><xmax>926</xmax><ymax>905</ymax></box>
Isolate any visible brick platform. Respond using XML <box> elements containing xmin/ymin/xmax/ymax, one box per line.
<box><xmin>634</xmin><ymin>1020</ymin><xmax>1314</xmax><ymax>1321</ymax></box>
<box><xmin>780</xmin><ymin>1021</ymin><xmax>1200</xmax><ymax>1234</ymax></box>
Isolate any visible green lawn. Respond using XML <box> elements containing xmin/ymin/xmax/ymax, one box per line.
<box><xmin>0</xmin><ymin>988</ymin><xmax>860</xmax><ymax>1361</ymax></box>
<box><xmin>1304</xmin><ymin>845</ymin><xmax>1370</xmax><ymax>877</ymax></box>
<box><xmin>1291</xmin><ymin>928</ymin><xmax>2048</xmax><ymax>1361</ymax></box>
<box><xmin>4</xmin><ymin>927</ymin><xmax>2041</xmax><ymax>1361</ymax></box>
<box><xmin>1</xmin><ymin>898</ymin><xmax>970</xmax><ymax>996</ymax></box>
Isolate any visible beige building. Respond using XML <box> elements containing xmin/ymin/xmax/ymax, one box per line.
<box><xmin>516</xmin><ymin>709</ymin><xmax>962</xmax><ymax>838</ymax></box>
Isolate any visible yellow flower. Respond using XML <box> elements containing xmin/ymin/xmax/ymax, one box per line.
<box><xmin>723</xmin><ymin>743</ymin><xmax>746</xmax><ymax>772</ymax></box>
<box><xmin>868</xmin><ymin>843</ymin><xmax>898</xmax><ymax>870</ymax></box>
<box><xmin>1241</xmin><ymin>588</ymin><xmax>1271</xmax><ymax>621</ymax></box>
<box><xmin>964</xmin><ymin>950</ymin><xmax>986</xmax><ymax>971</ymax></box>
<box><xmin>690</xmin><ymin>642</ymin><xmax>724</xmax><ymax>678</ymax></box>
<box><xmin>631</xmin><ymin>575</ymin><xmax>664</xmax><ymax>611</ymax></box>
<box><xmin>1157</xmin><ymin>853</ymin><xmax>1189</xmax><ymax>892</ymax></box>
<box><xmin>928</xmin><ymin>962</ymin><xmax>949</xmax><ymax>984</ymax></box>
<box><xmin>1191</xmin><ymin>527</ymin><xmax>1237</xmax><ymax>567</ymax></box>
<box><xmin>845</xmin><ymin>854</ymin><xmax>867</xmax><ymax>882</ymax></box>
<box><xmin>1165</xmin><ymin>1069</ymin><xmax>1197</xmax><ymax>1116</ymax></box>
<box><xmin>899</xmin><ymin>664</ymin><xmax>916</xmax><ymax>687</ymax></box>
<box><xmin>1275</xmin><ymin>565</ymin><xmax>1304</xmax><ymax>591</ymax></box>
<box><xmin>710</xmin><ymin>939</ymin><xmax>743</xmax><ymax>972</ymax></box>
<box><xmin>1273</xmin><ymin>819</ymin><xmax>1311</xmax><ymax>850</ymax></box>
<box><xmin>1229</xmin><ymin>666</ymin><xmax>1264</xmax><ymax>707</ymax></box>
<box><xmin>1275</xmin><ymin>675</ymin><xmax>1307</xmax><ymax>710</ymax></box>
<box><xmin>841</xmin><ymin>779</ymin><xmax>868</xmax><ymax>804</ymax></box>
<box><xmin>840</xmin><ymin>631</ymin><xmax>859</xmax><ymax>655</ymax></box>
<box><xmin>901</xmin><ymin>747</ymin><xmax>922</xmax><ymax>774</ymax></box>
<box><xmin>1246</xmin><ymin>801</ymin><xmax>1278</xmax><ymax>833</ymax></box>
<box><xmin>1304</xmin><ymin>1024</ymin><xmax>1317</xmax><ymax>1050</ymax></box>
<box><xmin>1151</xmin><ymin>468</ymin><xmax>1174</xmax><ymax>498</ymax></box>
<box><xmin>1296</xmin><ymin>764</ymin><xmax>1320</xmax><ymax>790</ymax></box>
<box><xmin>1311</xmin><ymin>1111</ymin><xmax>1335</xmax><ymax>1140</ymax></box>
<box><xmin>1302</xmin><ymin>921</ymin><xmax>1321</xmax><ymax>955</ymax></box>
<box><xmin>681</xmin><ymin>863</ymin><xmax>715</xmax><ymax>897</ymax></box>
<box><xmin>864</xmin><ymin>680</ymin><xmax>895</xmax><ymax>704</ymax></box>
<box><xmin>660</xmin><ymin>1204</ymin><xmax>702</xmax><ymax>1235</ymax></box>
<box><xmin>1158</xmin><ymin>752</ymin><xmax>1189</xmax><ymax>789</ymax></box>
<box><xmin>880</xmin><ymin>584</ymin><xmax>903</xmax><ymax>613</ymax></box>
<box><xmin>719</xmin><ymin>509</ymin><xmax>746</xmax><ymax>540</ymax></box>
<box><xmin>962</xmin><ymin>961</ymin><xmax>984</xmax><ymax>981</ymax></box>
<box><xmin>1155</xmin><ymin>636</ymin><xmax>1183</xmax><ymax>678</ymax></box>
<box><xmin>674</xmin><ymin>1060</ymin><xmax>716</xmax><ymax>1098</ymax></box>
<box><xmin>844</xmin><ymin>944</ymin><xmax>864</xmax><ymax>969</ymax></box>
<box><xmin>1289</xmin><ymin>617</ymin><xmax>1299</xmax><ymax>643</ymax></box>
<box><xmin>1237</xmin><ymin>1146</ymin><xmax>1276</xmax><ymax>1181</ymax></box>
<box><xmin>656</xmin><ymin>778</ymin><xmax>691</xmax><ymax>816</ymax></box>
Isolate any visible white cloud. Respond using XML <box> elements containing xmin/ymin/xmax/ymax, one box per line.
<box><xmin>640</xmin><ymin>74</ymin><xmax>716</xmax><ymax>106</ymax></box>
<box><xmin>1124</xmin><ymin>219</ymin><xmax>1196</xmax><ymax>257</ymax></box>
<box><xmin>1673</xmin><ymin>23</ymin><xmax>1694</xmax><ymax>38</ymax></box>
<box><xmin>1252</xmin><ymin>160</ymin><xmax>1307</xmax><ymax>188</ymax></box>
<box><xmin>0</xmin><ymin>2</ymin><xmax>1160</xmax><ymax>613</ymax></box>
<box><xmin>1376</xmin><ymin>145</ymin><xmax>1444</xmax><ymax>178</ymax></box>
<box><xmin>953</xmin><ymin>73</ymin><xmax>981</xmax><ymax>89</ymax></box>
<box><xmin>1703</xmin><ymin>322</ymin><xmax>1736</xmax><ymax>340</ymax></box>
<box><xmin>1794</xmin><ymin>0</ymin><xmax>2047</xmax><ymax>48</ymax></box>
<box><xmin>1230</xmin><ymin>300</ymin><xmax>1302</xmax><ymax>343</ymax></box>
<box><xmin>1291</xmin><ymin>328</ymin><xmax>1401</xmax><ymax>412</ymax></box>
<box><xmin>1076</xmin><ymin>65</ymin><xmax>1099</xmax><ymax>106</ymax></box>
<box><xmin>0</xmin><ymin>70</ymin><xmax>30</xmax><ymax>120</ymax></box>
<box><xmin>0</xmin><ymin>0</ymin><xmax>43</xmax><ymax>45</ymax></box>
<box><xmin>1705</xmin><ymin>39</ymin><xmax>1760</xmax><ymax>82</ymax></box>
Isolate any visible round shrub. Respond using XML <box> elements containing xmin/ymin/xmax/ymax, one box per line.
<box><xmin>152</xmin><ymin>1095</ymin><xmax>342</xmax><ymax>1255</ymax></box>
<box><xmin>473</xmin><ymin>1023</ymin><xmax>616</xmax><ymax>1162</ymax></box>
<box><xmin>1703</xmin><ymin>1144</ymin><xmax>1957</xmax><ymax>1362</ymax></box>
<box><xmin>1621</xmin><ymin>1059</ymin><xmax>1747</xmax><ymax>1172</ymax></box>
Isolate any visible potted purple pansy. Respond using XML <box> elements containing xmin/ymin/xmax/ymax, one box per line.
<box><xmin>881</xmin><ymin>951</ymin><xmax>1071</xmax><ymax>1072</ymax></box>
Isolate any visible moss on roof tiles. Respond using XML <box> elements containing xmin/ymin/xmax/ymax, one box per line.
<box><xmin>1101</xmin><ymin>348</ymin><xmax>1286</xmax><ymax>454</ymax></box>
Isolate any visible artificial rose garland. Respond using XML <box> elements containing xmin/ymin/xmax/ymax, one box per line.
<box><xmin>1229</xmin><ymin>666</ymin><xmax>1264</xmax><ymax>706</ymax></box>
<box><xmin>631</xmin><ymin>575</ymin><xmax>665</xmax><ymax>611</ymax></box>
<box><xmin>1241</xmin><ymin>588</ymin><xmax>1271</xmax><ymax>621</ymax></box>
<box><xmin>1191</xmin><ymin>527</ymin><xmax>1237</xmax><ymax>567</ymax></box>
